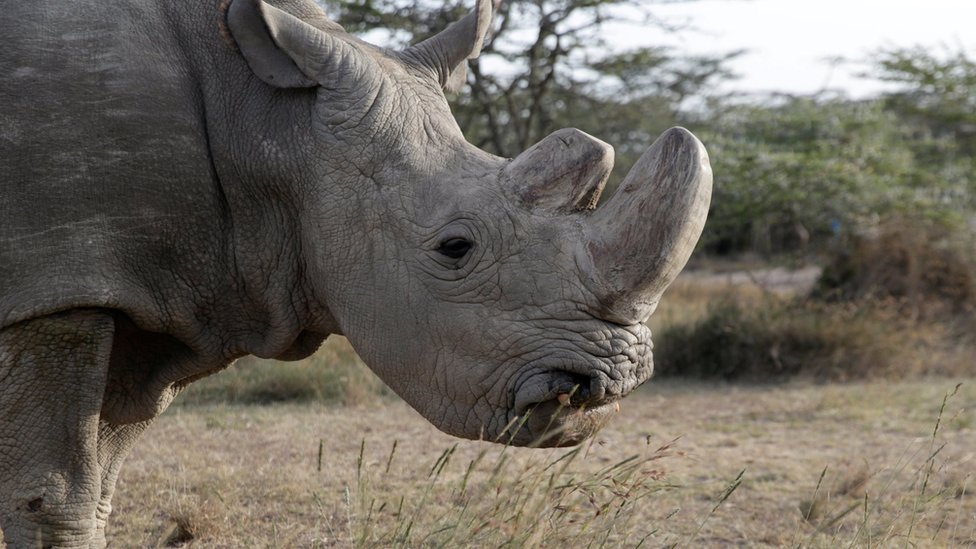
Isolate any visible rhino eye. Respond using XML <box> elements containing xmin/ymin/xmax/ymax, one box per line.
<box><xmin>437</xmin><ymin>237</ymin><xmax>472</xmax><ymax>259</ymax></box>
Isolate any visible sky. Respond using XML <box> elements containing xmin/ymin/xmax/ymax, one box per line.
<box><xmin>609</xmin><ymin>0</ymin><xmax>976</xmax><ymax>97</ymax></box>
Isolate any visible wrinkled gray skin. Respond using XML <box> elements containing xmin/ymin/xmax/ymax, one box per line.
<box><xmin>0</xmin><ymin>0</ymin><xmax>711</xmax><ymax>546</ymax></box>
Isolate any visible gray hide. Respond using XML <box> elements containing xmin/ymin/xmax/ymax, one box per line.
<box><xmin>0</xmin><ymin>0</ymin><xmax>711</xmax><ymax>546</ymax></box>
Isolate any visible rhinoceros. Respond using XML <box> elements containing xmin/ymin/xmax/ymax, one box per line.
<box><xmin>0</xmin><ymin>0</ymin><xmax>711</xmax><ymax>545</ymax></box>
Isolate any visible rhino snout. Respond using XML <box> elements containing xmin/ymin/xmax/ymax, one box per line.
<box><xmin>502</xmin><ymin>327</ymin><xmax>653</xmax><ymax>447</ymax></box>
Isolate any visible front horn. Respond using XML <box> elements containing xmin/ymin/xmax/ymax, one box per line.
<box><xmin>586</xmin><ymin>127</ymin><xmax>712</xmax><ymax>324</ymax></box>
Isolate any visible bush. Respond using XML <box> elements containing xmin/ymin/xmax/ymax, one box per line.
<box><xmin>655</xmin><ymin>216</ymin><xmax>975</xmax><ymax>380</ymax></box>
<box><xmin>816</xmin><ymin>216</ymin><xmax>976</xmax><ymax>320</ymax></box>
<box><xmin>653</xmin><ymin>298</ymin><xmax>932</xmax><ymax>381</ymax></box>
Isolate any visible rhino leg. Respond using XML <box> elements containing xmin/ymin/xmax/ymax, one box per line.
<box><xmin>90</xmin><ymin>421</ymin><xmax>152</xmax><ymax>546</ymax></box>
<box><xmin>0</xmin><ymin>309</ymin><xmax>125</xmax><ymax>549</ymax></box>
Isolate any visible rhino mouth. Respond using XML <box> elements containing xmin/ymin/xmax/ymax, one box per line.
<box><xmin>482</xmin><ymin>321</ymin><xmax>652</xmax><ymax>447</ymax></box>
<box><xmin>504</xmin><ymin>369</ymin><xmax>625</xmax><ymax>447</ymax></box>
<box><xmin>514</xmin><ymin>370</ymin><xmax>601</xmax><ymax>411</ymax></box>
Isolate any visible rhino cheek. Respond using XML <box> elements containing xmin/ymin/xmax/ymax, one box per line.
<box><xmin>344</xmin><ymin>303</ymin><xmax>516</xmax><ymax>441</ymax></box>
<box><xmin>336</xmin><ymin>274</ymin><xmax>655</xmax><ymax>445</ymax></box>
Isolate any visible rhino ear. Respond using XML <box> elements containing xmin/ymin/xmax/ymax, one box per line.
<box><xmin>505</xmin><ymin>129</ymin><xmax>615</xmax><ymax>213</ymax></box>
<box><xmin>399</xmin><ymin>0</ymin><xmax>493</xmax><ymax>92</ymax></box>
<box><xmin>227</xmin><ymin>0</ymin><xmax>369</xmax><ymax>90</ymax></box>
<box><xmin>227</xmin><ymin>0</ymin><xmax>316</xmax><ymax>88</ymax></box>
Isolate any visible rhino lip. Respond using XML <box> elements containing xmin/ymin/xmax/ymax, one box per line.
<box><xmin>513</xmin><ymin>371</ymin><xmax>587</xmax><ymax>415</ymax></box>
<box><xmin>501</xmin><ymin>367</ymin><xmax>626</xmax><ymax>447</ymax></box>
<box><xmin>504</xmin><ymin>354</ymin><xmax>636</xmax><ymax>446</ymax></box>
<box><xmin>512</xmin><ymin>369</ymin><xmax>622</xmax><ymax>415</ymax></box>
<box><xmin>507</xmin><ymin>398</ymin><xmax>620</xmax><ymax>447</ymax></box>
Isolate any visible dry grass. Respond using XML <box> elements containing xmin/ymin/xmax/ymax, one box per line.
<box><xmin>648</xmin><ymin>262</ymin><xmax>822</xmax><ymax>334</ymax></box>
<box><xmin>107</xmin><ymin>378</ymin><xmax>976</xmax><ymax>547</ymax></box>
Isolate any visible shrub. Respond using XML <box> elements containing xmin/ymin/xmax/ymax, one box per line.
<box><xmin>653</xmin><ymin>298</ymin><xmax>931</xmax><ymax>381</ymax></box>
<box><xmin>654</xmin><ymin>214</ymin><xmax>975</xmax><ymax>381</ymax></box>
<box><xmin>816</xmin><ymin>216</ymin><xmax>976</xmax><ymax>320</ymax></box>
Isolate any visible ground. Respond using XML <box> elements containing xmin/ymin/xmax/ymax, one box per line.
<box><xmin>107</xmin><ymin>377</ymin><xmax>975</xmax><ymax>547</ymax></box>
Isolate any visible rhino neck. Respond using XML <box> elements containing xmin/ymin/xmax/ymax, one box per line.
<box><xmin>194</xmin><ymin>36</ymin><xmax>383</xmax><ymax>360</ymax></box>
<box><xmin>191</xmin><ymin>90</ymin><xmax>331</xmax><ymax>359</ymax></box>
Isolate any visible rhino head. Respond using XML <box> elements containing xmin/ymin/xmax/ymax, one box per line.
<box><xmin>227</xmin><ymin>0</ymin><xmax>711</xmax><ymax>446</ymax></box>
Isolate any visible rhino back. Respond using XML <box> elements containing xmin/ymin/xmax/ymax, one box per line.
<box><xmin>0</xmin><ymin>1</ymin><xmax>231</xmax><ymax>337</ymax></box>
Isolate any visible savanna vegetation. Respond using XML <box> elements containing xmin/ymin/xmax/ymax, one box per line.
<box><xmin>110</xmin><ymin>1</ymin><xmax>975</xmax><ymax>546</ymax></box>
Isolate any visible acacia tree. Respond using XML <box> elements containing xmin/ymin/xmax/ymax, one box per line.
<box><xmin>872</xmin><ymin>47</ymin><xmax>976</xmax><ymax>211</ymax></box>
<box><xmin>699</xmin><ymin>48</ymin><xmax>976</xmax><ymax>256</ymax></box>
<box><xmin>699</xmin><ymin>98</ymin><xmax>913</xmax><ymax>254</ymax></box>
<box><xmin>324</xmin><ymin>0</ymin><xmax>735</xmax><ymax>174</ymax></box>
<box><xmin>874</xmin><ymin>47</ymin><xmax>976</xmax><ymax>155</ymax></box>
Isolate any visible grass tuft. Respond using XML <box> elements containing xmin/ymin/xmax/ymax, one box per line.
<box><xmin>344</xmin><ymin>435</ymin><xmax>682</xmax><ymax>548</ymax></box>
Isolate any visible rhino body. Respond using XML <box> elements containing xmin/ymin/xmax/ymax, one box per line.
<box><xmin>0</xmin><ymin>0</ymin><xmax>711</xmax><ymax>546</ymax></box>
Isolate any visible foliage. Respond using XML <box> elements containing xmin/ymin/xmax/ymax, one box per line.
<box><xmin>702</xmin><ymin>48</ymin><xmax>976</xmax><ymax>255</ymax></box>
<box><xmin>655</xmin><ymin>217</ymin><xmax>976</xmax><ymax>381</ymax></box>
<box><xmin>654</xmin><ymin>298</ymin><xmax>920</xmax><ymax>381</ymax></box>
<box><xmin>699</xmin><ymin>98</ymin><xmax>915</xmax><ymax>254</ymax></box>
<box><xmin>654</xmin><ymin>292</ymin><xmax>973</xmax><ymax>381</ymax></box>
<box><xmin>816</xmin><ymin>215</ymin><xmax>976</xmax><ymax>321</ymax></box>
<box><xmin>873</xmin><ymin>47</ymin><xmax>976</xmax><ymax>157</ymax></box>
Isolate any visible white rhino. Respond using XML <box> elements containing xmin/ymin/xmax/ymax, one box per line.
<box><xmin>0</xmin><ymin>0</ymin><xmax>711</xmax><ymax>546</ymax></box>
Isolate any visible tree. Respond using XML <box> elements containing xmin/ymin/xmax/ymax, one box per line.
<box><xmin>874</xmin><ymin>47</ymin><xmax>976</xmax><ymax>155</ymax></box>
<box><xmin>699</xmin><ymin>47</ymin><xmax>976</xmax><ymax>255</ymax></box>
<box><xmin>872</xmin><ymin>47</ymin><xmax>976</xmax><ymax>211</ymax></box>
<box><xmin>699</xmin><ymin>97</ymin><xmax>915</xmax><ymax>254</ymax></box>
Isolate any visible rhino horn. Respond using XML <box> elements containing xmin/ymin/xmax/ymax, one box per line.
<box><xmin>505</xmin><ymin>128</ymin><xmax>614</xmax><ymax>213</ymax></box>
<box><xmin>400</xmin><ymin>0</ymin><xmax>493</xmax><ymax>92</ymax></box>
<box><xmin>587</xmin><ymin>127</ymin><xmax>712</xmax><ymax>324</ymax></box>
<box><xmin>227</xmin><ymin>0</ymin><xmax>376</xmax><ymax>90</ymax></box>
